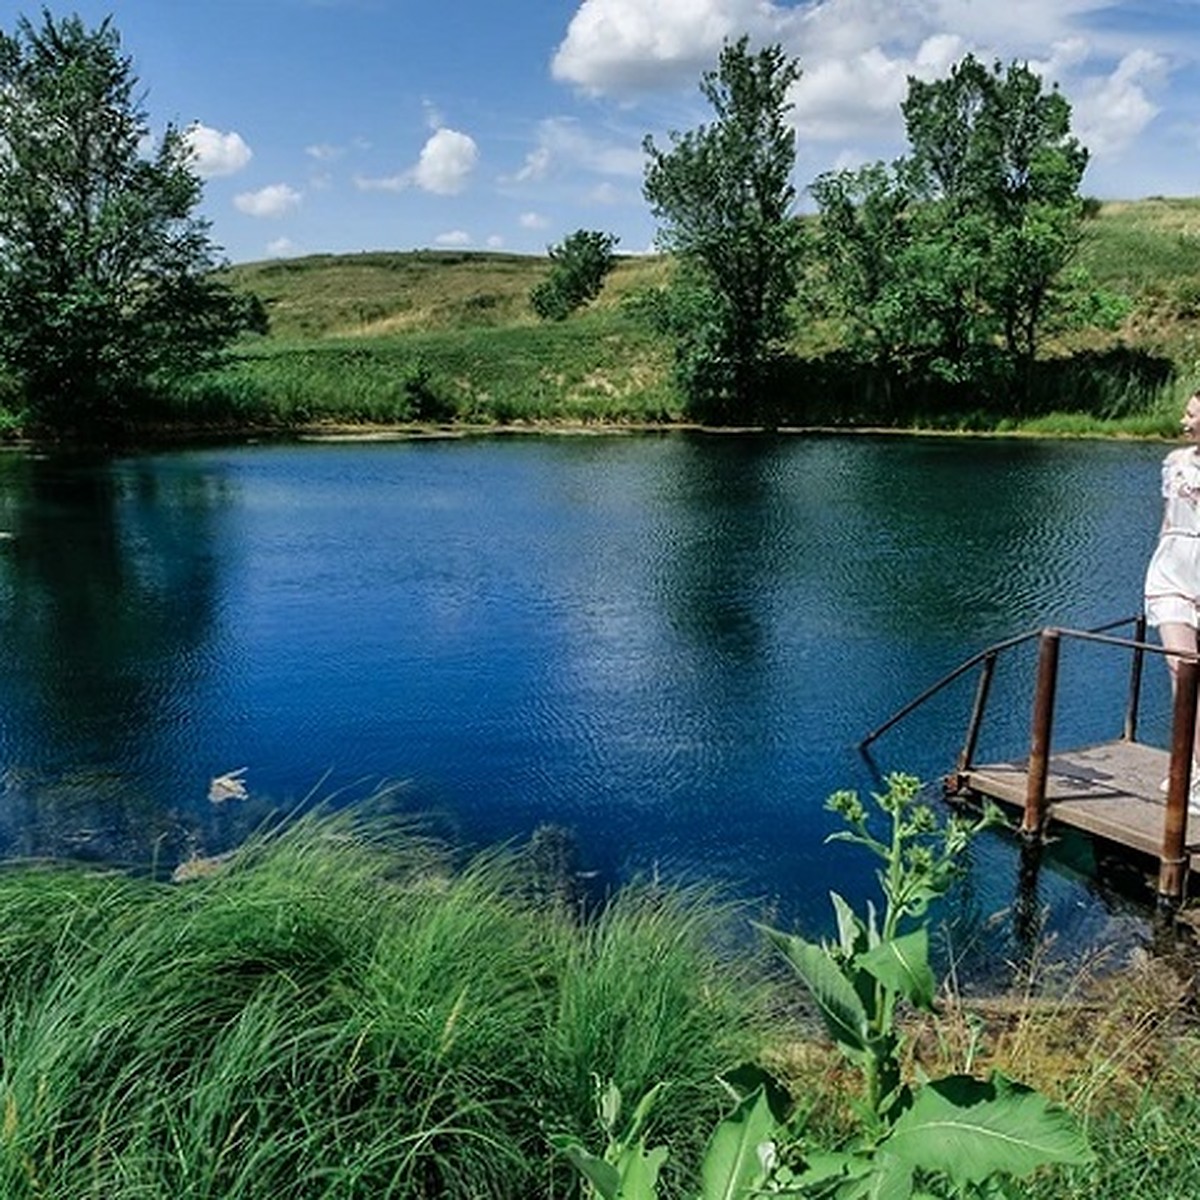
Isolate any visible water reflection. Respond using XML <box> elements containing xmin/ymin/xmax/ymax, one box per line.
<box><xmin>0</xmin><ymin>434</ymin><xmax>1177</xmax><ymax>973</ymax></box>
<box><xmin>0</xmin><ymin>454</ymin><xmax>249</xmax><ymax>862</ymax></box>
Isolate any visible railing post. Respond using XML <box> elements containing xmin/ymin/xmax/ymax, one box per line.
<box><xmin>1022</xmin><ymin>629</ymin><xmax>1060</xmax><ymax>839</ymax></box>
<box><xmin>1158</xmin><ymin>656</ymin><xmax>1198</xmax><ymax>905</ymax></box>
<box><xmin>956</xmin><ymin>651</ymin><xmax>998</xmax><ymax>778</ymax></box>
<box><xmin>1124</xmin><ymin>614</ymin><xmax>1147</xmax><ymax>742</ymax></box>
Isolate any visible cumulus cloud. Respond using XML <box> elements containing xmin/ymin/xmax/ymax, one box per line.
<box><xmin>414</xmin><ymin>128</ymin><xmax>479</xmax><ymax>194</ymax></box>
<box><xmin>267</xmin><ymin>237</ymin><xmax>300</xmax><ymax>257</ymax></box>
<box><xmin>184</xmin><ymin>124</ymin><xmax>252</xmax><ymax>178</ymax></box>
<box><xmin>1072</xmin><ymin>48</ymin><xmax>1166</xmax><ymax>158</ymax></box>
<box><xmin>486</xmin><ymin>234</ymin><xmax>505</xmax><ymax>248</ymax></box>
<box><xmin>790</xmin><ymin>48</ymin><xmax>910</xmax><ymax>139</ymax></box>
<box><xmin>234</xmin><ymin>183</ymin><xmax>302</xmax><ymax>218</ymax></box>
<box><xmin>435</xmin><ymin>229</ymin><xmax>472</xmax><ymax>246</ymax></box>
<box><xmin>519</xmin><ymin>211</ymin><xmax>549</xmax><ymax>229</ymax></box>
<box><xmin>552</xmin><ymin>0</ymin><xmax>792</xmax><ymax>93</ymax></box>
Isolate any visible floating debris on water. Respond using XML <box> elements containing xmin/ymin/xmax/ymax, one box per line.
<box><xmin>208</xmin><ymin>767</ymin><xmax>248</xmax><ymax>804</ymax></box>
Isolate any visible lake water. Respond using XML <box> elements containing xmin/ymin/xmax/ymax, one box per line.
<box><xmin>0</xmin><ymin>432</ymin><xmax>1176</xmax><ymax>972</ymax></box>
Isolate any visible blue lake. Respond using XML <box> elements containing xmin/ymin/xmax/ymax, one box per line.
<box><xmin>0</xmin><ymin>432</ymin><xmax>1175</xmax><ymax>970</ymax></box>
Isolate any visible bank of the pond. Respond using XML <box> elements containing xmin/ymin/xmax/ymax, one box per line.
<box><xmin>1</xmin><ymin>812</ymin><xmax>1199</xmax><ymax>1199</ymax></box>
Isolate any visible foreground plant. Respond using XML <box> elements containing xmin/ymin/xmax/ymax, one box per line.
<box><xmin>761</xmin><ymin>773</ymin><xmax>1093</xmax><ymax>1196</ymax></box>
<box><xmin>558</xmin><ymin>773</ymin><xmax>1094</xmax><ymax>1199</ymax></box>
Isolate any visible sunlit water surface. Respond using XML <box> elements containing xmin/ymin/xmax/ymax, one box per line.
<box><xmin>0</xmin><ymin>433</ymin><xmax>1175</xmax><ymax>979</ymax></box>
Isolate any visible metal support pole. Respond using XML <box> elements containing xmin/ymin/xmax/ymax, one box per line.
<box><xmin>1022</xmin><ymin>629</ymin><xmax>1060</xmax><ymax>839</ymax></box>
<box><xmin>1124</xmin><ymin>614</ymin><xmax>1147</xmax><ymax>742</ymax></box>
<box><xmin>1158</xmin><ymin>656</ymin><xmax>1198</xmax><ymax>905</ymax></box>
<box><xmin>957</xmin><ymin>651</ymin><xmax>998</xmax><ymax>779</ymax></box>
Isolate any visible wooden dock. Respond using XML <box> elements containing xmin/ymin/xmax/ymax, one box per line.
<box><xmin>861</xmin><ymin>617</ymin><xmax>1200</xmax><ymax>904</ymax></box>
<box><xmin>951</xmin><ymin>739</ymin><xmax>1200</xmax><ymax>865</ymax></box>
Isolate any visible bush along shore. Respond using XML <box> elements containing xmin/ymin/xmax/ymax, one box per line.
<box><xmin>2</xmin><ymin>782</ymin><xmax>1200</xmax><ymax>1199</ymax></box>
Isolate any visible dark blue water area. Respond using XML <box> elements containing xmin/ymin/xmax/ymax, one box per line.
<box><xmin>0</xmin><ymin>432</ymin><xmax>1175</xmax><ymax>981</ymax></box>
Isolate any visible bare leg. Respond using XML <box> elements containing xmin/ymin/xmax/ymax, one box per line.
<box><xmin>1159</xmin><ymin>621</ymin><xmax>1200</xmax><ymax>770</ymax></box>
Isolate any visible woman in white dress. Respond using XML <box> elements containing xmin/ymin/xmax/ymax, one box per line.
<box><xmin>1144</xmin><ymin>390</ymin><xmax>1200</xmax><ymax>805</ymax></box>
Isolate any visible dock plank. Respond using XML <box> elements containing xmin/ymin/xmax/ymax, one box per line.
<box><xmin>957</xmin><ymin>740</ymin><xmax>1200</xmax><ymax>861</ymax></box>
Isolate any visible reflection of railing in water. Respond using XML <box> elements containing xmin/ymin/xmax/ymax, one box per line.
<box><xmin>860</xmin><ymin>615</ymin><xmax>1200</xmax><ymax>906</ymax></box>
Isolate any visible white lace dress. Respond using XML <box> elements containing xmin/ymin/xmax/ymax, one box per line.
<box><xmin>1145</xmin><ymin>446</ymin><xmax>1200</xmax><ymax>628</ymax></box>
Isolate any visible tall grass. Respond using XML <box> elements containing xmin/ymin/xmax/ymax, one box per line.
<box><xmin>165</xmin><ymin>309</ymin><xmax>678</xmax><ymax>432</ymax></box>
<box><xmin>0</xmin><ymin>813</ymin><xmax>777</xmax><ymax>1199</ymax></box>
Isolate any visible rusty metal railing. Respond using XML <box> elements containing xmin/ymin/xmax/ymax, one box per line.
<box><xmin>859</xmin><ymin>614</ymin><xmax>1200</xmax><ymax>903</ymax></box>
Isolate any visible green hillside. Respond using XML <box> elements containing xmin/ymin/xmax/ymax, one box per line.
<box><xmin>190</xmin><ymin>198</ymin><xmax>1200</xmax><ymax>435</ymax></box>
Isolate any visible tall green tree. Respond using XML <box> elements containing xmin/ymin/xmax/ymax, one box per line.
<box><xmin>0</xmin><ymin>10</ymin><xmax>264</xmax><ymax>437</ymax></box>
<box><xmin>530</xmin><ymin>229</ymin><xmax>619</xmax><ymax>321</ymax></box>
<box><xmin>902</xmin><ymin>54</ymin><xmax>1090</xmax><ymax>371</ymax></box>
<box><xmin>811</xmin><ymin>54</ymin><xmax>1102</xmax><ymax>402</ymax></box>
<box><xmin>642</xmin><ymin>36</ymin><xmax>803</xmax><ymax>420</ymax></box>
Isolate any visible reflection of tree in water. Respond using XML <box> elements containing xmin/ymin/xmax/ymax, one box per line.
<box><xmin>0</xmin><ymin>453</ymin><xmax>239</xmax><ymax>866</ymax></box>
<box><xmin>653</xmin><ymin>433</ymin><xmax>798</xmax><ymax>667</ymax></box>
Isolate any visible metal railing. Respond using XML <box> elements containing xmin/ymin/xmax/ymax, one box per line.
<box><xmin>859</xmin><ymin>614</ymin><xmax>1200</xmax><ymax>903</ymax></box>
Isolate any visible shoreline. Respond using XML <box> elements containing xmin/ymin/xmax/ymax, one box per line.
<box><xmin>0</xmin><ymin>416</ymin><xmax>1178</xmax><ymax>454</ymax></box>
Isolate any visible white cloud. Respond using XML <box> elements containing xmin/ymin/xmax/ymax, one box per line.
<box><xmin>1073</xmin><ymin>48</ymin><xmax>1166</xmax><ymax>158</ymax></box>
<box><xmin>552</xmin><ymin>0</ymin><xmax>793</xmax><ymax>94</ymax></box>
<box><xmin>184</xmin><ymin>124</ymin><xmax>252</xmax><ymax>178</ymax></box>
<box><xmin>515</xmin><ymin>145</ymin><xmax>552</xmax><ymax>183</ymax></box>
<box><xmin>790</xmin><ymin>48</ymin><xmax>911</xmax><ymax>139</ymax></box>
<box><xmin>234</xmin><ymin>183</ymin><xmax>302</xmax><ymax>218</ymax></box>
<box><xmin>486</xmin><ymin>234</ymin><xmax>505</xmax><ymax>248</ymax></box>
<box><xmin>586</xmin><ymin>181</ymin><xmax>622</xmax><ymax>204</ymax></box>
<box><xmin>414</xmin><ymin>128</ymin><xmax>479</xmax><ymax>194</ymax></box>
<box><xmin>267</xmin><ymin>236</ymin><xmax>300</xmax><ymax>257</ymax></box>
<box><xmin>505</xmin><ymin>118</ymin><xmax>642</xmax><ymax>187</ymax></box>
<box><xmin>519</xmin><ymin>211</ymin><xmax>549</xmax><ymax>229</ymax></box>
<box><xmin>305</xmin><ymin>142</ymin><xmax>344</xmax><ymax>161</ymax></box>
<box><xmin>354</xmin><ymin>172</ymin><xmax>409</xmax><ymax>192</ymax></box>
<box><xmin>435</xmin><ymin>229</ymin><xmax>472</xmax><ymax>246</ymax></box>
<box><xmin>423</xmin><ymin>99</ymin><xmax>445</xmax><ymax>130</ymax></box>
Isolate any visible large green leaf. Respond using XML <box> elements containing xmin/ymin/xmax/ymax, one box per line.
<box><xmin>700</xmin><ymin>1085</ymin><xmax>778</xmax><ymax>1200</ymax></box>
<box><xmin>839</xmin><ymin>1152</ymin><xmax>914</xmax><ymax>1200</ymax></box>
<box><xmin>616</xmin><ymin>1142</ymin><xmax>668</xmax><ymax>1200</ymax></box>
<box><xmin>830</xmin><ymin>891</ymin><xmax>866</xmax><ymax>957</ymax></box>
<box><xmin>558</xmin><ymin>1143</ymin><xmax>621</xmax><ymax>1200</ymax></box>
<box><xmin>883</xmin><ymin>1073</ymin><xmax>1093</xmax><ymax>1183</ymax></box>
<box><xmin>857</xmin><ymin>928</ymin><xmax>936</xmax><ymax>1011</ymax></box>
<box><xmin>758</xmin><ymin>925</ymin><xmax>869</xmax><ymax>1054</ymax></box>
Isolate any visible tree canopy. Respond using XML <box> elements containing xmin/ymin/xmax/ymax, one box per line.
<box><xmin>0</xmin><ymin>10</ymin><xmax>264</xmax><ymax>438</ymax></box>
<box><xmin>530</xmin><ymin>229</ymin><xmax>619</xmax><ymax>321</ymax></box>
<box><xmin>642</xmin><ymin>36</ymin><xmax>803</xmax><ymax>419</ymax></box>
<box><xmin>811</xmin><ymin>55</ymin><xmax>1106</xmax><ymax>400</ymax></box>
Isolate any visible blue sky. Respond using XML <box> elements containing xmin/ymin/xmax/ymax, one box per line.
<box><xmin>9</xmin><ymin>0</ymin><xmax>1200</xmax><ymax>264</ymax></box>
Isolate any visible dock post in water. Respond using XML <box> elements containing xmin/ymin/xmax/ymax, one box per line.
<box><xmin>1021</xmin><ymin>629</ymin><xmax>1060</xmax><ymax>840</ymax></box>
<box><xmin>1123</xmin><ymin>614</ymin><xmax>1147</xmax><ymax>742</ymax></box>
<box><xmin>1159</xmin><ymin>656</ymin><xmax>1199</xmax><ymax>905</ymax></box>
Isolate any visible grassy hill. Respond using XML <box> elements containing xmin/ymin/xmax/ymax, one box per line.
<box><xmin>200</xmin><ymin>198</ymin><xmax>1200</xmax><ymax>433</ymax></box>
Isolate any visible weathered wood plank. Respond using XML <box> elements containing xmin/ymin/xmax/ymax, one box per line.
<box><xmin>956</xmin><ymin>739</ymin><xmax>1200</xmax><ymax>862</ymax></box>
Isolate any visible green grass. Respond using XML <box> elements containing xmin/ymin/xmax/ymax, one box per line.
<box><xmin>0</xmin><ymin>812</ymin><xmax>778</xmax><ymax>1199</ymax></box>
<box><xmin>4</xmin><ymin>812</ymin><xmax>1200</xmax><ymax>1197</ymax></box>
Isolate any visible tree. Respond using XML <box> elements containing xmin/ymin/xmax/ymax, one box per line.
<box><xmin>0</xmin><ymin>10</ymin><xmax>265</xmax><ymax>437</ymax></box>
<box><xmin>530</xmin><ymin>229</ymin><xmax>619</xmax><ymax>320</ymax></box>
<box><xmin>902</xmin><ymin>54</ymin><xmax>1090</xmax><ymax>371</ymax></box>
<box><xmin>642</xmin><ymin>37</ymin><xmax>803</xmax><ymax>419</ymax></box>
<box><xmin>810</xmin><ymin>54</ymin><xmax>1105</xmax><ymax>403</ymax></box>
